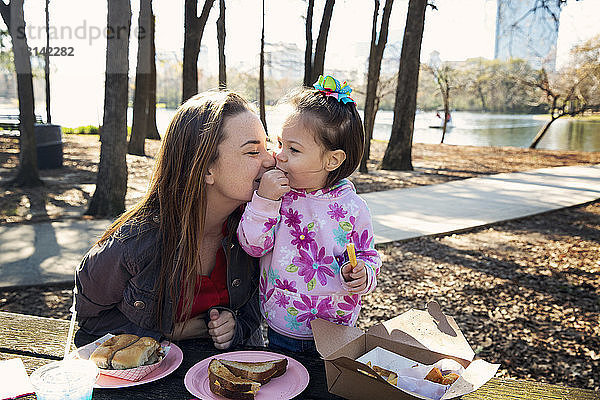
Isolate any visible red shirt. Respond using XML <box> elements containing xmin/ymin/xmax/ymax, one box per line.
<box><xmin>176</xmin><ymin>231</ymin><xmax>230</xmax><ymax>321</ymax></box>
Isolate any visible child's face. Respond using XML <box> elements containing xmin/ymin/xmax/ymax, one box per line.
<box><xmin>275</xmin><ymin>118</ymin><xmax>329</xmax><ymax>192</ymax></box>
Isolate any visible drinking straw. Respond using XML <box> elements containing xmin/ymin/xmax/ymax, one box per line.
<box><xmin>63</xmin><ymin>290</ymin><xmax>77</xmax><ymax>359</ymax></box>
<box><xmin>346</xmin><ymin>243</ymin><xmax>357</xmax><ymax>267</ymax></box>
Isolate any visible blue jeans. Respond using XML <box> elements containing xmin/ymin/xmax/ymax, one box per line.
<box><xmin>267</xmin><ymin>327</ymin><xmax>319</xmax><ymax>355</ymax></box>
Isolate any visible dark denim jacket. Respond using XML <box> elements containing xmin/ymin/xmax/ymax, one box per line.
<box><xmin>74</xmin><ymin>215</ymin><xmax>263</xmax><ymax>347</ymax></box>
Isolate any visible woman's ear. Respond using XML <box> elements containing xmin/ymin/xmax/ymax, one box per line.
<box><xmin>324</xmin><ymin>149</ymin><xmax>346</xmax><ymax>172</ymax></box>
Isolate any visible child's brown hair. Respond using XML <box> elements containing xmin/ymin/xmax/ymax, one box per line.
<box><xmin>281</xmin><ymin>87</ymin><xmax>364</xmax><ymax>189</ymax></box>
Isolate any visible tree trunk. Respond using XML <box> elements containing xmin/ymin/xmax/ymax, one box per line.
<box><xmin>44</xmin><ymin>0</ymin><xmax>51</xmax><ymax>124</ymax></box>
<box><xmin>311</xmin><ymin>0</ymin><xmax>335</xmax><ymax>83</ymax></box>
<box><xmin>217</xmin><ymin>0</ymin><xmax>226</xmax><ymax>90</ymax></box>
<box><xmin>86</xmin><ymin>0</ymin><xmax>131</xmax><ymax>217</ymax></box>
<box><xmin>381</xmin><ymin>0</ymin><xmax>427</xmax><ymax>171</ymax></box>
<box><xmin>129</xmin><ymin>0</ymin><xmax>152</xmax><ymax>156</ymax></box>
<box><xmin>303</xmin><ymin>0</ymin><xmax>314</xmax><ymax>87</ymax></box>
<box><xmin>360</xmin><ymin>0</ymin><xmax>393</xmax><ymax>173</ymax></box>
<box><xmin>259</xmin><ymin>0</ymin><xmax>267</xmax><ymax>131</ymax></box>
<box><xmin>530</xmin><ymin>116</ymin><xmax>558</xmax><ymax>149</ymax></box>
<box><xmin>146</xmin><ymin>11</ymin><xmax>160</xmax><ymax>140</ymax></box>
<box><xmin>183</xmin><ymin>0</ymin><xmax>199</xmax><ymax>102</ymax></box>
<box><xmin>441</xmin><ymin>88</ymin><xmax>449</xmax><ymax>143</ymax></box>
<box><xmin>2</xmin><ymin>0</ymin><xmax>42</xmax><ymax>187</ymax></box>
<box><xmin>477</xmin><ymin>85</ymin><xmax>487</xmax><ymax>112</ymax></box>
<box><xmin>182</xmin><ymin>0</ymin><xmax>214</xmax><ymax>103</ymax></box>
<box><xmin>360</xmin><ymin>0</ymin><xmax>379</xmax><ymax>174</ymax></box>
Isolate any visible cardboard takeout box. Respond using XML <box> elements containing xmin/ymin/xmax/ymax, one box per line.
<box><xmin>312</xmin><ymin>301</ymin><xmax>499</xmax><ymax>400</ymax></box>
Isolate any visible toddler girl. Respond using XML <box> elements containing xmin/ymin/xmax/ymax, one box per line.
<box><xmin>237</xmin><ymin>75</ymin><xmax>382</xmax><ymax>353</ymax></box>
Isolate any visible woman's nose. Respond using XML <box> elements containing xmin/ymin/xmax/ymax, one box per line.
<box><xmin>275</xmin><ymin>150</ymin><xmax>286</xmax><ymax>163</ymax></box>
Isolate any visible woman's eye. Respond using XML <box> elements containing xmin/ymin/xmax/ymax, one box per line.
<box><xmin>290</xmin><ymin>147</ymin><xmax>300</xmax><ymax>153</ymax></box>
<box><xmin>247</xmin><ymin>151</ymin><xmax>260</xmax><ymax>155</ymax></box>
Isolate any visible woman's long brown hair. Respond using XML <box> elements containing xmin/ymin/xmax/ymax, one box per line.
<box><xmin>97</xmin><ymin>91</ymin><xmax>253</xmax><ymax>334</ymax></box>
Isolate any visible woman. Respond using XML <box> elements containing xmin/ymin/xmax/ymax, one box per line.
<box><xmin>74</xmin><ymin>91</ymin><xmax>274</xmax><ymax>349</ymax></box>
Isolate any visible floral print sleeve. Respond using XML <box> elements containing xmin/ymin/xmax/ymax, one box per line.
<box><xmin>338</xmin><ymin>202</ymin><xmax>381</xmax><ymax>295</ymax></box>
<box><xmin>237</xmin><ymin>191</ymin><xmax>281</xmax><ymax>257</ymax></box>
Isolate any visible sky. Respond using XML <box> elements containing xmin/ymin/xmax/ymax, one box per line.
<box><xmin>2</xmin><ymin>0</ymin><xmax>600</xmax><ymax>126</ymax></box>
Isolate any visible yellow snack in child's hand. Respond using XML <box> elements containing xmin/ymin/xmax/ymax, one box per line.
<box><xmin>346</xmin><ymin>243</ymin><xmax>357</xmax><ymax>267</ymax></box>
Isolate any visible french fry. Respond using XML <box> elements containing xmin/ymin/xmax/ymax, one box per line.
<box><xmin>346</xmin><ymin>243</ymin><xmax>357</xmax><ymax>267</ymax></box>
<box><xmin>365</xmin><ymin>361</ymin><xmax>398</xmax><ymax>385</ymax></box>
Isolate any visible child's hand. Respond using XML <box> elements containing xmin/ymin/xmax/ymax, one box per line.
<box><xmin>341</xmin><ymin>260</ymin><xmax>367</xmax><ymax>293</ymax></box>
<box><xmin>257</xmin><ymin>168</ymin><xmax>290</xmax><ymax>200</ymax></box>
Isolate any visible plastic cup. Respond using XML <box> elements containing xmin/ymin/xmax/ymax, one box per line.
<box><xmin>30</xmin><ymin>359</ymin><xmax>98</xmax><ymax>400</ymax></box>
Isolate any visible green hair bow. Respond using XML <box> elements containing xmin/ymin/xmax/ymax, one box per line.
<box><xmin>313</xmin><ymin>75</ymin><xmax>356</xmax><ymax>105</ymax></box>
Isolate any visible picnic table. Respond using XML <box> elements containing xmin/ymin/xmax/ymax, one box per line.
<box><xmin>0</xmin><ymin>311</ymin><xmax>597</xmax><ymax>400</ymax></box>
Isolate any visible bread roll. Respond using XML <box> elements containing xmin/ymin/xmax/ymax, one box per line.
<box><xmin>89</xmin><ymin>334</ymin><xmax>160</xmax><ymax>370</ymax></box>
<box><xmin>89</xmin><ymin>334</ymin><xmax>140</xmax><ymax>369</ymax></box>
<box><xmin>110</xmin><ymin>337</ymin><xmax>160</xmax><ymax>370</ymax></box>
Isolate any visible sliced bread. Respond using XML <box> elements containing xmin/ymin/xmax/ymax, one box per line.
<box><xmin>208</xmin><ymin>359</ymin><xmax>262</xmax><ymax>393</ymax></box>
<box><xmin>219</xmin><ymin>358</ymin><xmax>288</xmax><ymax>384</ymax></box>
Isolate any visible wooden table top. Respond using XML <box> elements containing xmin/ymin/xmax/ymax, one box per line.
<box><xmin>1</xmin><ymin>312</ymin><xmax>597</xmax><ymax>400</ymax></box>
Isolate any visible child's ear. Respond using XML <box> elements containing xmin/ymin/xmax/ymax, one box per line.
<box><xmin>204</xmin><ymin>168</ymin><xmax>215</xmax><ymax>185</ymax></box>
<box><xmin>324</xmin><ymin>149</ymin><xmax>346</xmax><ymax>172</ymax></box>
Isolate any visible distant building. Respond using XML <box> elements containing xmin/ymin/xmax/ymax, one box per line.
<box><xmin>380</xmin><ymin>40</ymin><xmax>402</xmax><ymax>76</ymax></box>
<box><xmin>264</xmin><ymin>42</ymin><xmax>303</xmax><ymax>81</ymax></box>
<box><xmin>494</xmin><ymin>0</ymin><xmax>561</xmax><ymax>70</ymax></box>
<box><xmin>427</xmin><ymin>51</ymin><xmax>468</xmax><ymax>70</ymax></box>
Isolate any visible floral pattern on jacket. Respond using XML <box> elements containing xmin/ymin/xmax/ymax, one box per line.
<box><xmin>237</xmin><ymin>179</ymin><xmax>381</xmax><ymax>339</ymax></box>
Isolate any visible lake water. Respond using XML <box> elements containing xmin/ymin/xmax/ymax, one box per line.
<box><xmin>149</xmin><ymin>109</ymin><xmax>600</xmax><ymax>152</ymax></box>
<box><xmin>10</xmin><ymin>106</ymin><xmax>589</xmax><ymax>152</ymax></box>
<box><xmin>390</xmin><ymin>111</ymin><xmax>600</xmax><ymax>152</ymax></box>
<box><xmin>4</xmin><ymin>105</ymin><xmax>598</xmax><ymax>151</ymax></box>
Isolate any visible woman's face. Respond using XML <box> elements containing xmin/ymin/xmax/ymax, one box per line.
<box><xmin>207</xmin><ymin>111</ymin><xmax>275</xmax><ymax>204</ymax></box>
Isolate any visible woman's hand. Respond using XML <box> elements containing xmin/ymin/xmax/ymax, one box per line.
<box><xmin>167</xmin><ymin>313</ymin><xmax>209</xmax><ymax>341</ymax></box>
<box><xmin>208</xmin><ymin>309</ymin><xmax>236</xmax><ymax>349</ymax></box>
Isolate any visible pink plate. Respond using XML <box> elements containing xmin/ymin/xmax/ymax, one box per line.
<box><xmin>184</xmin><ymin>350</ymin><xmax>310</xmax><ymax>400</ymax></box>
<box><xmin>94</xmin><ymin>342</ymin><xmax>183</xmax><ymax>388</ymax></box>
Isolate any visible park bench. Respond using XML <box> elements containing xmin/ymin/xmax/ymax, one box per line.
<box><xmin>0</xmin><ymin>311</ymin><xmax>597</xmax><ymax>399</ymax></box>
<box><xmin>0</xmin><ymin>114</ymin><xmax>44</xmax><ymax>132</ymax></box>
<box><xmin>0</xmin><ymin>115</ymin><xmax>63</xmax><ymax>168</ymax></box>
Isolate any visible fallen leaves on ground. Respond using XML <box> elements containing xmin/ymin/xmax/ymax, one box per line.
<box><xmin>359</xmin><ymin>201</ymin><xmax>600</xmax><ymax>391</ymax></box>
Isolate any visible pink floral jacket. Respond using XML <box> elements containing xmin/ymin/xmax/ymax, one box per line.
<box><xmin>237</xmin><ymin>179</ymin><xmax>381</xmax><ymax>339</ymax></box>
